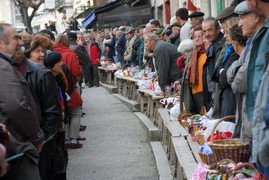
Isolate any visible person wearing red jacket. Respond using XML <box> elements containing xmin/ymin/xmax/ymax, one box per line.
<box><xmin>85</xmin><ymin>34</ymin><xmax>100</xmax><ymax>87</ymax></box>
<box><xmin>54</xmin><ymin>34</ymin><xmax>83</xmax><ymax>149</ymax></box>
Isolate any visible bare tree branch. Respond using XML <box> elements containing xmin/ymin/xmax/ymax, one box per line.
<box><xmin>13</xmin><ymin>0</ymin><xmax>45</xmax><ymax>33</ymax></box>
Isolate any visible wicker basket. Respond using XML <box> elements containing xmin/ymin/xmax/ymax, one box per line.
<box><xmin>197</xmin><ymin>132</ymin><xmax>205</xmax><ymax>145</ymax></box>
<box><xmin>208</xmin><ymin>115</ymin><xmax>250</xmax><ymax>163</ymax></box>
<box><xmin>230</xmin><ymin>163</ymin><xmax>266</xmax><ymax>179</ymax></box>
<box><xmin>178</xmin><ymin>112</ymin><xmax>192</xmax><ymax>127</ymax></box>
<box><xmin>198</xmin><ymin>152</ymin><xmax>215</xmax><ymax>165</ymax></box>
<box><xmin>188</xmin><ymin>123</ymin><xmax>200</xmax><ymax>136</ymax></box>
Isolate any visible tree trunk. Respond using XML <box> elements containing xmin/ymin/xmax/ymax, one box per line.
<box><xmin>26</xmin><ymin>19</ymin><xmax>33</xmax><ymax>34</ymax></box>
<box><xmin>20</xmin><ymin>7</ymin><xmax>33</xmax><ymax>34</ymax></box>
<box><xmin>14</xmin><ymin>0</ymin><xmax>44</xmax><ymax>34</ymax></box>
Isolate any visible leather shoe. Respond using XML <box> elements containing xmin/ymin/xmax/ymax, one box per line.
<box><xmin>80</xmin><ymin>125</ymin><xmax>86</xmax><ymax>131</ymax></box>
<box><xmin>69</xmin><ymin>142</ymin><xmax>83</xmax><ymax>149</ymax></box>
<box><xmin>77</xmin><ymin>135</ymin><xmax>86</xmax><ymax>141</ymax></box>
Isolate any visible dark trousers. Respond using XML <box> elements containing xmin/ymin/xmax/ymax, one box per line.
<box><xmin>92</xmin><ymin>64</ymin><xmax>99</xmax><ymax>86</ymax></box>
<box><xmin>193</xmin><ymin>92</ymin><xmax>203</xmax><ymax>114</ymax></box>
<box><xmin>0</xmin><ymin>156</ymin><xmax>41</xmax><ymax>180</ymax></box>
<box><xmin>88</xmin><ymin>64</ymin><xmax>94</xmax><ymax>87</ymax></box>
<box><xmin>89</xmin><ymin>64</ymin><xmax>99</xmax><ymax>86</ymax></box>
<box><xmin>38</xmin><ymin>142</ymin><xmax>56</xmax><ymax>180</ymax></box>
<box><xmin>83</xmin><ymin>64</ymin><xmax>92</xmax><ymax>85</ymax></box>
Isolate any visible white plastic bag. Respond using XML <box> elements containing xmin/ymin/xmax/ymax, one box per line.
<box><xmin>202</xmin><ymin>119</ymin><xmax>235</xmax><ymax>141</ymax></box>
<box><xmin>170</xmin><ymin>102</ymin><xmax>181</xmax><ymax>121</ymax></box>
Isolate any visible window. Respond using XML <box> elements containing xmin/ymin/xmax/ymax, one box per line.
<box><xmin>15</xmin><ymin>8</ymin><xmax>22</xmax><ymax>21</ymax></box>
<box><xmin>216</xmin><ymin>0</ymin><xmax>224</xmax><ymax>14</ymax></box>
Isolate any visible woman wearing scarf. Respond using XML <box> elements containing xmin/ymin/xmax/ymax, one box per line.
<box><xmin>212</xmin><ymin>17</ymin><xmax>239</xmax><ymax>121</ymax></box>
<box><xmin>185</xmin><ymin>26</ymin><xmax>207</xmax><ymax>114</ymax></box>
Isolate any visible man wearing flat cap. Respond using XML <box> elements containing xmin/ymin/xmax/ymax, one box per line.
<box><xmin>207</xmin><ymin>5</ymin><xmax>239</xmax><ymax>118</ymax></box>
<box><xmin>216</xmin><ymin>6</ymin><xmax>237</xmax><ymax>23</ymax></box>
<box><xmin>230</xmin><ymin>1</ymin><xmax>265</xmax><ymax>139</ymax></box>
<box><xmin>243</xmin><ymin>0</ymin><xmax>269</xmax><ymax>176</ymax></box>
<box><xmin>169</xmin><ymin>23</ymin><xmax>181</xmax><ymax>47</ymax></box>
<box><xmin>124</xmin><ymin>26</ymin><xmax>136</xmax><ymax>66</ymax></box>
<box><xmin>189</xmin><ymin>12</ymin><xmax>205</xmax><ymax>26</ymax></box>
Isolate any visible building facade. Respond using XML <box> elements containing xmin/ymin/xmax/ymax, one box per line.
<box><xmin>1</xmin><ymin>0</ymin><xmax>237</xmax><ymax>33</ymax></box>
<box><xmin>0</xmin><ymin>0</ymin><xmax>25</xmax><ymax>31</ymax></box>
<box><xmin>153</xmin><ymin>0</ymin><xmax>234</xmax><ymax>26</ymax></box>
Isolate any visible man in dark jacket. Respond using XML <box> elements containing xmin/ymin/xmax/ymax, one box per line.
<box><xmin>0</xmin><ymin>23</ymin><xmax>44</xmax><ymax>180</ymax></box>
<box><xmin>115</xmin><ymin>30</ymin><xmax>126</xmax><ymax>68</ymax></box>
<box><xmin>68</xmin><ymin>32</ymin><xmax>91</xmax><ymax>88</ymax></box>
<box><xmin>19</xmin><ymin>37</ymin><xmax>62</xmax><ymax>180</ymax></box>
<box><xmin>104</xmin><ymin>28</ymin><xmax>117</xmax><ymax>60</ymax></box>
<box><xmin>202</xmin><ymin>17</ymin><xmax>224</xmax><ymax>111</ymax></box>
<box><xmin>144</xmin><ymin>32</ymin><xmax>182</xmax><ymax>93</ymax></box>
<box><xmin>69</xmin><ymin>17</ymin><xmax>79</xmax><ymax>31</ymax></box>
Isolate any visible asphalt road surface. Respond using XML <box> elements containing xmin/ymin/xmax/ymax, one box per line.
<box><xmin>67</xmin><ymin>86</ymin><xmax>158</xmax><ymax>180</ymax></box>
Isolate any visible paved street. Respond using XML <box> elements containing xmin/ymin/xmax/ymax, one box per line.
<box><xmin>67</xmin><ymin>86</ymin><xmax>158</xmax><ymax>180</ymax></box>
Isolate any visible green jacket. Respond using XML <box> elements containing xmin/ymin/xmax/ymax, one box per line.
<box><xmin>246</xmin><ymin>19</ymin><xmax>269</xmax><ymax>121</ymax></box>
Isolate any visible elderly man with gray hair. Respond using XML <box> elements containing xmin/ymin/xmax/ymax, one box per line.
<box><xmin>144</xmin><ymin>32</ymin><xmax>182</xmax><ymax>94</ymax></box>
<box><xmin>245</xmin><ymin>0</ymin><xmax>269</xmax><ymax>176</ymax></box>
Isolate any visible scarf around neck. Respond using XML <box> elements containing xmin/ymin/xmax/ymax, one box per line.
<box><xmin>186</xmin><ymin>44</ymin><xmax>206</xmax><ymax>85</ymax></box>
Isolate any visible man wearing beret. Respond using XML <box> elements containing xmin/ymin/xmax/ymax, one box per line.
<box><xmin>245</xmin><ymin>0</ymin><xmax>269</xmax><ymax>177</ymax></box>
<box><xmin>188</xmin><ymin>12</ymin><xmax>205</xmax><ymax>27</ymax></box>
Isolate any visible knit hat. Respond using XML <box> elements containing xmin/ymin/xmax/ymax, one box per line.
<box><xmin>44</xmin><ymin>50</ymin><xmax>62</xmax><ymax>68</ymax></box>
<box><xmin>67</xmin><ymin>32</ymin><xmax>77</xmax><ymax>41</ymax></box>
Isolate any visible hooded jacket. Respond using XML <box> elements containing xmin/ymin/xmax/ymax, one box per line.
<box><xmin>54</xmin><ymin>43</ymin><xmax>83</xmax><ymax>107</ymax></box>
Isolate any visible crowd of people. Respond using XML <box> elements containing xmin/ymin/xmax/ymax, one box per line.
<box><xmin>0</xmin><ymin>0</ymin><xmax>269</xmax><ymax>179</ymax></box>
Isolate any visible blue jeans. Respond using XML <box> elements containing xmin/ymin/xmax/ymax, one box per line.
<box><xmin>256</xmin><ymin>161</ymin><xmax>269</xmax><ymax>178</ymax></box>
<box><xmin>250</xmin><ymin>141</ymin><xmax>269</xmax><ymax>178</ymax></box>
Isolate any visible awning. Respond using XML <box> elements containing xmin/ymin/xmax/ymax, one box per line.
<box><xmin>81</xmin><ymin>0</ymin><xmax>152</xmax><ymax>29</ymax></box>
<box><xmin>74</xmin><ymin>6</ymin><xmax>97</xmax><ymax>19</ymax></box>
<box><xmin>81</xmin><ymin>0</ymin><xmax>122</xmax><ymax>27</ymax></box>
<box><xmin>82</xmin><ymin>10</ymin><xmax>95</xmax><ymax>28</ymax></box>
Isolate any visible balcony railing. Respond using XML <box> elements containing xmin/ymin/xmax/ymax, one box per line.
<box><xmin>55</xmin><ymin>0</ymin><xmax>73</xmax><ymax>9</ymax></box>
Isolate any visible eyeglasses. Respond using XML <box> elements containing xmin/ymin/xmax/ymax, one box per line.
<box><xmin>13</xmin><ymin>35</ymin><xmax>21</xmax><ymax>40</ymax></box>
